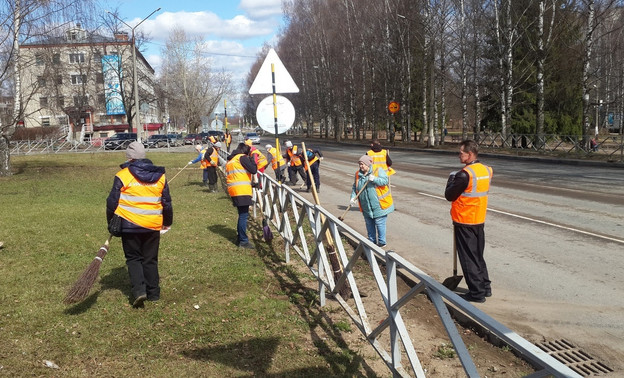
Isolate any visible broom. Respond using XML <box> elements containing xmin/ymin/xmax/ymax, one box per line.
<box><xmin>63</xmin><ymin>235</ymin><xmax>113</xmax><ymax>304</ymax></box>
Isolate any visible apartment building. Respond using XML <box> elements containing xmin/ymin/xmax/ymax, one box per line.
<box><xmin>18</xmin><ymin>24</ymin><xmax>163</xmax><ymax>141</ymax></box>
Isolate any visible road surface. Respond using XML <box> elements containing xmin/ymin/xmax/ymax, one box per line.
<box><xmin>270</xmin><ymin>138</ymin><xmax>624</xmax><ymax>373</ymax></box>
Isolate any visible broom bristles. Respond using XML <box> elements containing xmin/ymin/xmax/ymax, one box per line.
<box><xmin>63</xmin><ymin>242</ymin><xmax>109</xmax><ymax>304</ymax></box>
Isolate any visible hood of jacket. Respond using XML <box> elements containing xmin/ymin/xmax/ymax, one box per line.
<box><xmin>120</xmin><ymin>159</ymin><xmax>165</xmax><ymax>183</ymax></box>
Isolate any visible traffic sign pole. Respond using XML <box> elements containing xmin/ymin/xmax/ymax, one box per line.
<box><xmin>272</xmin><ymin>63</ymin><xmax>282</xmax><ymax>183</ymax></box>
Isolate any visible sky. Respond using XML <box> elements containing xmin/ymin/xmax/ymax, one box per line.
<box><xmin>101</xmin><ymin>0</ymin><xmax>286</xmax><ymax>114</ymax></box>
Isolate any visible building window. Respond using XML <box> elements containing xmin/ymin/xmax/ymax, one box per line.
<box><xmin>97</xmin><ymin>94</ymin><xmax>105</xmax><ymax>106</ymax></box>
<box><xmin>73</xmin><ymin>95</ymin><xmax>88</xmax><ymax>107</ymax></box>
<box><xmin>35</xmin><ymin>55</ymin><xmax>44</xmax><ymax>65</ymax></box>
<box><xmin>56</xmin><ymin>75</ymin><xmax>63</xmax><ymax>85</ymax></box>
<box><xmin>41</xmin><ymin>117</ymin><xmax>51</xmax><ymax>127</ymax></box>
<box><xmin>53</xmin><ymin>53</ymin><xmax>60</xmax><ymax>65</ymax></box>
<box><xmin>37</xmin><ymin>76</ymin><xmax>46</xmax><ymax>87</ymax></box>
<box><xmin>57</xmin><ymin>96</ymin><xmax>65</xmax><ymax>108</ymax></box>
<box><xmin>40</xmin><ymin>97</ymin><xmax>48</xmax><ymax>107</ymax></box>
<box><xmin>71</xmin><ymin>74</ymin><xmax>87</xmax><ymax>85</ymax></box>
<box><xmin>69</xmin><ymin>53</ymin><xmax>85</xmax><ymax>63</ymax></box>
<box><xmin>96</xmin><ymin>73</ymin><xmax>104</xmax><ymax>84</ymax></box>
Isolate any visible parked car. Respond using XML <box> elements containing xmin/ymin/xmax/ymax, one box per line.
<box><xmin>167</xmin><ymin>134</ymin><xmax>182</xmax><ymax>147</ymax></box>
<box><xmin>207</xmin><ymin>130</ymin><xmax>224</xmax><ymax>142</ymax></box>
<box><xmin>104</xmin><ymin>133</ymin><xmax>137</xmax><ymax>150</ymax></box>
<box><xmin>143</xmin><ymin>134</ymin><xmax>168</xmax><ymax>148</ymax></box>
<box><xmin>244</xmin><ymin>132</ymin><xmax>261</xmax><ymax>144</ymax></box>
<box><xmin>184</xmin><ymin>134</ymin><xmax>201</xmax><ymax>145</ymax></box>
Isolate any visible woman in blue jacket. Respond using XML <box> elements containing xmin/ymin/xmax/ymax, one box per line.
<box><xmin>350</xmin><ymin>155</ymin><xmax>394</xmax><ymax>248</ymax></box>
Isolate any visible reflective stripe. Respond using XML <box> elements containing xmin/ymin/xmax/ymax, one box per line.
<box><xmin>461</xmin><ymin>192</ymin><xmax>488</xmax><ymax>198</ymax></box>
<box><xmin>119</xmin><ymin>204</ymin><xmax>163</xmax><ymax>215</ymax></box>
<box><xmin>120</xmin><ymin>193</ymin><xmax>162</xmax><ymax>202</ymax></box>
<box><xmin>227</xmin><ymin>181</ymin><xmax>251</xmax><ymax>187</ymax></box>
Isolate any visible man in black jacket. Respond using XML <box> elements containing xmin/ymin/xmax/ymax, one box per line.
<box><xmin>226</xmin><ymin>143</ymin><xmax>257</xmax><ymax>249</ymax></box>
<box><xmin>106</xmin><ymin>142</ymin><xmax>173</xmax><ymax>307</ymax></box>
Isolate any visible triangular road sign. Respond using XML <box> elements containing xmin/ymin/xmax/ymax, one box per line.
<box><xmin>249</xmin><ymin>48</ymin><xmax>299</xmax><ymax>94</ymax></box>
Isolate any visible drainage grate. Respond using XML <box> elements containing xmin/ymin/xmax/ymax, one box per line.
<box><xmin>537</xmin><ymin>339</ymin><xmax>613</xmax><ymax>376</ymax></box>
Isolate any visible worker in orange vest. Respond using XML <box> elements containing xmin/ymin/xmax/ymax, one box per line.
<box><xmin>284</xmin><ymin>141</ymin><xmax>306</xmax><ymax>186</ymax></box>
<box><xmin>226</xmin><ymin>143</ymin><xmax>257</xmax><ymax>249</ymax></box>
<box><xmin>106</xmin><ymin>142</ymin><xmax>173</xmax><ymax>307</ymax></box>
<box><xmin>445</xmin><ymin>140</ymin><xmax>493</xmax><ymax>303</ymax></box>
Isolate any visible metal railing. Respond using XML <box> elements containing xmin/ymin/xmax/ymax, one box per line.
<box><xmin>8</xmin><ymin>138</ymin><xmax>182</xmax><ymax>155</ymax></box>
<box><xmin>475</xmin><ymin>133</ymin><xmax>624</xmax><ymax>161</ymax></box>
<box><xmin>248</xmin><ymin>172</ymin><xmax>580</xmax><ymax>377</ymax></box>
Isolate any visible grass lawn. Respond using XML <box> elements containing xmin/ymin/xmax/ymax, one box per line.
<box><xmin>0</xmin><ymin>151</ymin><xmax>378</xmax><ymax>376</ymax></box>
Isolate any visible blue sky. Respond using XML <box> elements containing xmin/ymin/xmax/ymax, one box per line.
<box><xmin>101</xmin><ymin>0</ymin><xmax>286</xmax><ymax>108</ymax></box>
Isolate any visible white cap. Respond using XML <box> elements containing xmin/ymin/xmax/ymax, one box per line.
<box><xmin>285</xmin><ymin>141</ymin><xmax>293</xmax><ymax>148</ymax></box>
<box><xmin>214</xmin><ymin>142</ymin><xmax>222</xmax><ymax>148</ymax></box>
<box><xmin>265</xmin><ymin>144</ymin><xmax>272</xmax><ymax>150</ymax></box>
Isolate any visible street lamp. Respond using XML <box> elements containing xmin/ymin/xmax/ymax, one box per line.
<box><xmin>106</xmin><ymin>8</ymin><xmax>161</xmax><ymax>143</ymax></box>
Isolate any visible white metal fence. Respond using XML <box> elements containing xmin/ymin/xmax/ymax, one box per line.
<box><xmin>247</xmin><ymin>171</ymin><xmax>580</xmax><ymax>378</ymax></box>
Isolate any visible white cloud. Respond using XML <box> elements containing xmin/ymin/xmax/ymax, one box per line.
<box><xmin>136</xmin><ymin>11</ymin><xmax>277</xmax><ymax>42</ymax></box>
<box><xmin>239</xmin><ymin>0</ymin><xmax>283</xmax><ymax>20</ymax></box>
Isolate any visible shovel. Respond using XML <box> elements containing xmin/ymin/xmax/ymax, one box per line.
<box><xmin>254</xmin><ymin>187</ymin><xmax>273</xmax><ymax>242</ymax></box>
<box><xmin>442</xmin><ymin>228</ymin><xmax>463</xmax><ymax>290</ymax></box>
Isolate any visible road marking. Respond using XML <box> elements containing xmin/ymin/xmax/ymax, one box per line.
<box><xmin>417</xmin><ymin>192</ymin><xmax>624</xmax><ymax>245</ymax></box>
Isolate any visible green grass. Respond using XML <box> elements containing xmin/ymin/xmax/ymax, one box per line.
<box><xmin>0</xmin><ymin>151</ymin><xmax>375</xmax><ymax>376</ymax></box>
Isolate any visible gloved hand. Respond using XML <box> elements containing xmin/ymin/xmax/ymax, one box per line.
<box><xmin>188</xmin><ymin>161</ymin><xmax>193</xmax><ymax>165</ymax></box>
<box><xmin>350</xmin><ymin>198</ymin><xmax>358</xmax><ymax>207</ymax></box>
<box><xmin>368</xmin><ymin>174</ymin><xmax>376</xmax><ymax>182</ymax></box>
<box><xmin>449</xmin><ymin>170</ymin><xmax>458</xmax><ymax>178</ymax></box>
<box><xmin>320</xmin><ymin>157</ymin><xmax>324</xmax><ymax>161</ymax></box>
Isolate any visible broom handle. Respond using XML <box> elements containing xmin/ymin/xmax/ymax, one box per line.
<box><xmin>338</xmin><ymin>179</ymin><xmax>369</xmax><ymax>221</ymax></box>
<box><xmin>168</xmin><ymin>162</ymin><xmax>190</xmax><ymax>183</ymax></box>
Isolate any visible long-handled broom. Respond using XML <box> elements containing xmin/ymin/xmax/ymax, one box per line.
<box><xmin>63</xmin><ymin>235</ymin><xmax>113</xmax><ymax>304</ymax></box>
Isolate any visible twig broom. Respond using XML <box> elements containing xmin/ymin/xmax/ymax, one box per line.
<box><xmin>63</xmin><ymin>234</ymin><xmax>113</xmax><ymax>304</ymax></box>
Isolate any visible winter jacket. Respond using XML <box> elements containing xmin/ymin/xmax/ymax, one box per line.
<box><xmin>351</xmin><ymin>168</ymin><xmax>394</xmax><ymax>219</ymax></box>
<box><xmin>106</xmin><ymin>159</ymin><xmax>173</xmax><ymax>233</ymax></box>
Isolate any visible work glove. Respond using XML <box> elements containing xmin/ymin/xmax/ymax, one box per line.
<box><xmin>368</xmin><ymin>174</ymin><xmax>376</xmax><ymax>182</ymax></box>
<box><xmin>350</xmin><ymin>198</ymin><xmax>358</xmax><ymax>207</ymax></box>
<box><xmin>188</xmin><ymin>161</ymin><xmax>193</xmax><ymax>165</ymax></box>
<box><xmin>449</xmin><ymin>170</ymin><xmax>458</xmax><ymax>178</ymax></box>
<box><xmin>319</xmin><ymin>157</ymin><xmax>324</xmax><ymax>161</ymax></box>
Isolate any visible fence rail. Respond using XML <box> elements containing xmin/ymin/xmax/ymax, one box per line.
<box><xmin>473</xmin><ymin>133</ymin><xmax>624</xmax><ymax>161</ymax></box>
<box><xmin>249</xmin><ymin>172</ymin><xmax>580</xmax><ymax>377</ymax></box>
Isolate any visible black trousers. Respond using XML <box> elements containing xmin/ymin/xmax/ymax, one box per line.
<box><xmin>206</xmin><ymin>166</ymin><xmax>218</xmax><ymax>185</ymax></box>
<box><xmin>288</xmin><ymin>165</ymin><xmax>306</xmax><ymax>184</ymax></box>
<box><xmin>121</xmin><ymin>231</ymin><xmax>161</xmax><ymax>300</ymax></box>
<box><xmin>306</xmin><ymin>161</ymin><xmax>321</xmax><ymax>190</ymax></box>
<box><xmin>454</xmin><ymin>224</ymin><xmax>491</xmax><ymax>298</ymax></box>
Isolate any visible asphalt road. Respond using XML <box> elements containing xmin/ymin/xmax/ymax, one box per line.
<box><xmin>265</xmin><ymin>137</ymin><xmax>624</xmax><ymax>373</ymax></box>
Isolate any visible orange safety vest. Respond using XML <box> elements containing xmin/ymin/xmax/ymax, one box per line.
<box><xmin>209</xmin><ymin>148</ymin><xmax>219</xmax><ymax>166</ymax></box>
<box><xmin>251</xmin><ymin>148</ymin><xmax>268</xmax><ymax>170</ymax></box>
<box><xmin>367</xmin><ymin>149</ymin><xmax>396</xmax><ymax>176</ymax></box>
<box><xmin>114</xmin><ymin>167</ymin><xmax>165</xmax><ymax>231</ymax></box>
<box><xmin>450</xmin><ymin>162</ymin><xmax>493</xmax><ymax>225</ymax></box>
<box><xmin>268</xmin><ymin>147</ymin><xmax>286</xmax><ymax>170</ymax></box>
<box><xmin>304</xmin><ymin>149</ymin><xmax>319</xmax><ymax>171</ymax></box>
<box><xmin>287</xmin><ymin>147</ymin><xmax>302</xmax><ymax>167</ymax></box>
<box><xmin>209</xmin><ymin>136</ymin><xmax>217</xmax><ymax>144</ymax></box>
<box><xmin>354</xmin><ymin>169</ymin><xmax>394</xmax><ymax>210</ymax></box>
<box><xmin>199</xmin><ymin>148</ymin><xmax>209</xmax><ymax>169</ymax></box>
<box><xmin>226</xmin><ymin>154</ymin><xmax>252</xmax><ymax>197</ymax></box>
<box><xmin>225</xmin><ymin>134</ymin><xmax>232</xmax><ymax>145</ymax></box>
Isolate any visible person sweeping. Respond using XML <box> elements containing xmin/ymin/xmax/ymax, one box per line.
<box><xmin>350</xmin><ymin>155</ymin><xmax>394</xmax><ymax>249</ymax></box>
<box><xmin>106</xmin><ymin>142</ymin><xmax>173</xmax><ymax>307</ymax></box>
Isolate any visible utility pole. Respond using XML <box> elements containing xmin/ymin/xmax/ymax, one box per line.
<box><xmin>106</xmin><ymin>8</ymin><xmax>160</xmax><ymax>143</ymax></box>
